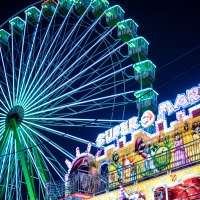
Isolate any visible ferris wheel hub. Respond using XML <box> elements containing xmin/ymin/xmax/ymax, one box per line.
<box><xmin>6</xmin><ymin>105</ymin><xmax>24</xmax><ymax>126</ymax></box>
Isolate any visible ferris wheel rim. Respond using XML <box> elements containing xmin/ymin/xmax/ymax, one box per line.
<box><xmin>0</xmin><ymin>0</ymin><xmax>145</xmax><ymax>199</ymax></box>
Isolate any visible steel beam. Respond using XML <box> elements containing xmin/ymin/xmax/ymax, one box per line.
<box><xmin>10</xmin><ymin>118</ymin><xmax>37</xmax><ymax>200</ymax></box>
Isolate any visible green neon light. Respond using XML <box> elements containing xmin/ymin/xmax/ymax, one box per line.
<box><xmin>0</xmin><ymin>29</ymin><xmax>10</xmax><ymax>38</ymax></box>
<box><xmin>10</xmin><ymin>118</ymin><xmax>37</xmax><ymax>200</ymax></box>
<box><xmin>106</xmin><ymin>5</ymin><xmax>125</xmax><ymax>17</ymax></box>
<box><xmin>25</xmin><ymin>6</ymin><xmax>41</xmax><ymax>15</ymax></box>
<box><xmin>43</xmin><ymin>4</ymin><xmax>48</xmax><ymax>9</ymax></box>
<box><xmin>134</xmin><ymin>88</ymin><xmax>159</xmax><ymax>99</ymax></box>
<box><xmin>106</xmin><ymin>11</ymin><xmax>112</xmax><ymax>17</ymax></box>
<box><xmin>135</xmin><ymin>66</ymin><xmax>141</xmax><ymax>73</ymax></box>
<box><xmin>58</xmin><ymin>0</ymin><xmax>73</xmax><ymax>3</ymax></box>
<box><xmin>26</xmin><ymin>12</ymin><xmax>31</xmax><ymax>16</ymax></box>
<box><xmin>128</xmin><ymin>42</ymin><xmax>135</xmax><ymax>48</ymax></box>
<box><xmin>92</xmin><ymin>0</ymin><xmax>109</xmax><ymax>8</ymax></box>
<box><xmin>9</xmin><ymin>17</ymin><xmax>25</xmax><ymax>26</ymax></box>
<box><xmin>118</xmin><ymin>23</ymin><xmax>126</xmax><ymax>29</ymax></box>
<box><xmin>33</xmin><ymin>144</ymin><xmax>49</xmax><ymax>184</ymax></box>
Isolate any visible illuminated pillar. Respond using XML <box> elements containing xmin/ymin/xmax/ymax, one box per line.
<box><xmin>165</xmin><ymin>187</ymin><xmax>169</xmax><ymax>200</ymax></box>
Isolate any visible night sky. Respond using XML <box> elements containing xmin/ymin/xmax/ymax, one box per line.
<box><xmin>0</xmin><ymin>0</ymin><xmax>200</xmax><ymax>187</ymax></box>
<box><xmin>1</xmin><ymin>1</ymin><xmax>200</xmax><ymax>98</ymax></box>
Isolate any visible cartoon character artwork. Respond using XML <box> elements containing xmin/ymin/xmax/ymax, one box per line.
<box><xmin>158</xmin><ymin>133</ymin><xmax>165</xmax><ymax>143</ymax></box>
<box><xmin>110</xmin><ymin>152</ymin><xmax>123</xmax><ymax>183</ymax></box>
<box><xmin>192</xmin><ymin>121</ymin><xmax>200</xmax><ymax>135</ymax></box>
<box><xmin>135</xmin><ymin>136</ymin><xmax>173</xmax><ymax>175</ymax></box>
<box><xmin>141</xmin><ymin>110</ymin><xmax>156</xmax><ymax>128</ymax></box>
<box><xmin>123</xmin><ymin>155</ymin><xmax>131</xmax><ymax>182</ymax></box>
<box><xmin>151</xmin><ymin>135</ymin><xmax>173</xmax><ymax>171</ymax></box>
<box><xmin>119</xmin><ymin>184</ymin><xmax>146</xmax><ymax>200</ymax></box>
<box><xmin>184</xmin><ymin>121</ymin><xmax>189</xmax><ymax>132</ymax></box>
<box><xmin>154</xmin><ymin>191</ymin><xmax>164</xmax><ymax>200</ymax></box>
<box><xmin>173</xmin><ymin>130</ymin><xmax>190</xmax><ymax>168</ymax></box>
<box><xmin>191</xmin><ymin>121</ymin><xmax>200</xmax><ymax>160</ymax></box>
<box><xmin>135</xmin><ymin>138</ymin><xmax>155</xmax><ymax>175</ymax></box>
<box><xmin>129</xmin><ymin>188</ymin><xmax>146</xmax><ymax>200</ymax></box>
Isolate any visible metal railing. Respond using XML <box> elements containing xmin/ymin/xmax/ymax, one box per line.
<box><xmin>46</xmin><ymin>180</ymin><xmax>66</xmax><ymax>199</ymax></box>
<box><xmin>108</xmin><ymin>138</ymin><xmax>200</xmax><ymax>190</ymax></box>
<box><xmin>65</xmin><ymin>169</ymin><xmax>107</xmax><ymax>196</ymax></box>
<box><xmin>46</xmin><ymin>138</ymin><xmax>200</xmax><ymax>199</ymax></box>
<box><xmin>46</xmin><ymin>169</ymin><xmax>107</xmax><ymax>199</ymax></box>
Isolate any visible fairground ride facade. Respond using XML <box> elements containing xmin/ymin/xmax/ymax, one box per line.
<box><xmin>48</xmin><ymin>82</ymin><xmax>200</xmax><ymax>200</ymax></box>
<box><xmin>0</xmin><ymin>0</ymin><xmax>200</xmax><ymax>199</ymax></box>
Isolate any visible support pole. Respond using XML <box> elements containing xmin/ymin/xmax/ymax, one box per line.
<box><xmin>165</xmin><ymin>186</ymin><xmax>169</xmax><ymax>200</ymax></box>
<box><xmin>10</xmin><ymin>118</ymin><xmax>37</xmax><ymax>200</ymax></box>
<box><xmin>33</xmin><ymin>144</ymin><xmax>49</xmax><ymax>184</ymax></box>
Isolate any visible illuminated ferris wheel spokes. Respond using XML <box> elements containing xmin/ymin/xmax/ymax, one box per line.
<box><xmin>0</xmin><ymin>0</ymin><xmax>158</xmax><ymax>199</ymax></box>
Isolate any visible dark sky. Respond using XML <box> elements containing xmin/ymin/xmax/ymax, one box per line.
<box><xmin>0</xmin><ymin>0</ymin><xmax>200</xmax><ymax>183</ymax></box>
<box><xmin>1</xmin><ymin>0</ymin><xmax>199</xmax><ymax>101</ymax></box>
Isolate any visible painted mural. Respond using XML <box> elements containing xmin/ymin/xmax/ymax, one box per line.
<box><xmin>91</xmin><ymin>166</ymin><xmax>200</xmax><ymax>200</ymax></box>
<box><xmin>120</xmin><ymin>184</ymin><xmax>146</xmax><ymax>200</ymax></box>
<box><xmin>91</xmin><ymin>115</ymin><xmax>200</xmax><ymax>199</ymax></box>
<box><xmin>63</xmin><ymin>95</ymin><xmax>200</xmax><ymax>199</ymax></box>
<box><xmin>96</xmin><ymin>117</ymin><xmax>200</xmax><ymax>173</ymax></box>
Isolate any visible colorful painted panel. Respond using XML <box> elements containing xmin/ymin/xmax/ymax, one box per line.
<box><xmin>91</xmin><ymin>165</ymin><xmax>200</xmax><ymax>200</ymax></box>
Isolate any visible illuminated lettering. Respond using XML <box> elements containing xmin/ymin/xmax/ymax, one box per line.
<box><xmin>158</xmin><ymin>85</ymin><xmax>200</xmax><ymax>118</ymax></box>
<box><xmin>105</xmin><ymin>129</ymin><xmax>113</xmax><ymax>144</ymax></box>
<box><xmin>176</xmin><ymin>110</ymin><xmax>186</xmax><ymax>121</ymax></box>
<box><xmin>96</xmin><ymin>84</ymin><xmax>200</xmax><ymax>148</ymax></box>
<box><xmin>113</xmin><ymin>125</ymin><xmax>121</xmax><ymax>138</ymax></box>
<box><xmin>188</xmin><ymin>103</ymin><xmax>200</xmax><ymax>117</ymax></box>
<box><xmin>187</xmin><ymin>87</ymin><xmax>200</xmax><ymax>104</ymax></box>
<box><xmin>96</xmin><ymin>116</ymin><xmax>140</xmax><ymax>147</ymax></box>
<box><xmin>129</xmin><ymin>117</ymin><xmax>140</xmax><ymax>132</ymax></box>
<box><xmin>96</xmin><ymin>133</ymin><xmax>105</xmax><ymax>147</ymax></box>
<box><xmin>174</xmin><ymin>94</ymin><xmax>189</xmax><ymax>110</ymax></box>
<box><xmin>158</xmin><ymin>101</ymin><xmax>174</xmax><ymax>116</ymax></box>
<box><xmin>120</xmin><ymin>121</ymin><xmax>129</xmax><ymax>136</ymax></box>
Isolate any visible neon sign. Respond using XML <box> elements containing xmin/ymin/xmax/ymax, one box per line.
<box><xmin>158</xmin><ymin>85</ymin><xmax>200</xmax><ymax>119</ymax></box>
<box><xmin>96</xmin><ymin>116</ymin><xmax>140</xmax><ymax>147</ymax></box>
<box><xmin>95</xmin><ymin>84</ymin><xmax>200</xmax><ymax>148</ymax></box>
<box><xmin>141</xmin><ymin>110</ymin><xmax>156</xmax><ymax>128</ymax></box>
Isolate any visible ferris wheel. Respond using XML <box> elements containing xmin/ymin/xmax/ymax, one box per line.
<box><xmin>0</xmin><ymin>0</ymin><xmax>157</xmax><ymax>199</ymax></box>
